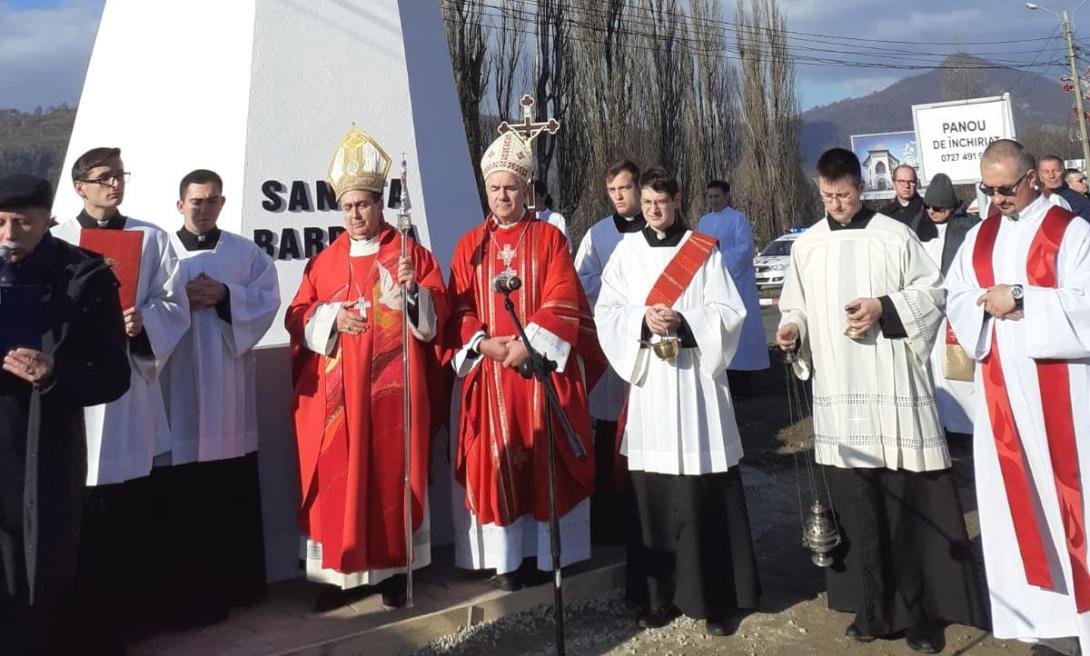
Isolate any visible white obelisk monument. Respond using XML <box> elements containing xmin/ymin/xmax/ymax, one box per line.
<box><xmin>54</xmin><ymin>0</ymin><xmax>481</xmax><ymax>579</ymax></box>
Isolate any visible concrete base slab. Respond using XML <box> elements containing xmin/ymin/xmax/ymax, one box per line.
<box><xmin>130</xmin><ymin>546</ymin><xmax>625</xmax><ymax>656</ymax></box>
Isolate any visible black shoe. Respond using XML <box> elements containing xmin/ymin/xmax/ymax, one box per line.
<box><xmin>380</xmin><ymin>574</ymin><xmax>408</xmax><ymax>608</ymax></box>
<box><xmin>905</xmin><ymin>625</ymin><xmax>944</xmax><ymax>654</ymax></box>
<box><xmin>636</xmin><ymin>605</ymin><xmax>679</xmax><ymax>629</ymax></box>
<box><xmin>314</xmin><ymin>586</ymin><xmax>353</xmax><ymax>612</ymax></box>
<box><xmin>844</xmin><ymin>621</ymin><xmax>876</xmax><ymax>643</ymax></box>
<box><xmin>492</xmin><ymin>571</ymin><xmax>522</xmax><ymax>592</ymax></box>
<box><xmin>705</xmin><ymin>615</ymin><xmax>741</xmax><ymax>636</ymax></box>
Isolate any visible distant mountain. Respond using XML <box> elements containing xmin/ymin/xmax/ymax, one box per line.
<box><xmin>801</xmin><ymin>55</ymin><xmax>1074</xmax><ymax>167</ymax></box>
<box><xmin>0</xmin><ymin>106</ymin><xmax>76</xmax><ymax>188</ymax></box>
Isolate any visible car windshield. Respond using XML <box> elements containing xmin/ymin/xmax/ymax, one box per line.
<box><xmin>760</xmin><ymin>239</ymin><xmax>794</xmax><ymax>257</ymax></box>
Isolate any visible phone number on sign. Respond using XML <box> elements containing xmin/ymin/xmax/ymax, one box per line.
<box><xmin>939</xmin><ymin>152</ymin><xmax>981</xmax><ymax>163</ymax></box>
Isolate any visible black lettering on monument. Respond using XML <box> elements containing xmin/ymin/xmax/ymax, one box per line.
<box><xmin>303</xmin><ymin>227</ymin><xmax>326</xmax><ymax>257</ymax></box>
<box><xmin>253</xmin><ymin>229</ymin><xmax>276</xmax><ymax>257</ymax></box>
<box><xmin>329</xmin><ymin>226</ymin><xmax>346</xmax><ymax>243</ymax></box>
<box><xmin>316</xmin><ymin>181</ymin><xmax>338</xmax><ymax>211</ymax></box>
<box><xmin>278</xmin><ymin>229</ymin><xmax>302</xmax><ymax>260</ymax></box>
<box><xmin>261</xmin><ymin>180</ymin><xmax>285</xmax><ymax>212</ymax></box>
<box><xmin>288</xmin><ymin>181</ymin><xmax>313</xmax><ymax>212</ymax></box>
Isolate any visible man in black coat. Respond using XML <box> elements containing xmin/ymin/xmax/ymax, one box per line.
<box><xmin>0</xmin><ymin>174</ymin><xmax>130</xmax><ymax>654</ymax></box>
<box><xmin>880</xmin><ymin>164</ymin><xmax>927</xmax><ymax>239</ymax></box>
<box><xmin>917</xmin><ymin>172</ymin><xmax>979</xmax><ymax>275</ymax></box>
<box><xmin>1038</xmin><ymin>154</ymin><xmax>1090</xmax><ymax>220</ymax></box>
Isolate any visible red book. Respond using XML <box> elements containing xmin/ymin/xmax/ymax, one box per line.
<box><xmin>79</xmin><ymin>229</ymin><xmax>144</xmax><ymax>310</ymax></box>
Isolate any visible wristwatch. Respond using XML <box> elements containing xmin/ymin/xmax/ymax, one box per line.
<box><xmin>1011</xmin><ymin>284</ymin><xmax>1024</xmax><ymax>311</ymax></box>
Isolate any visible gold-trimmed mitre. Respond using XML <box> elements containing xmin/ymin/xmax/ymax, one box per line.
<box><xmin>328</xmin><ymin>126</ymin><xmax>392</xmax><ymax>200</ymax></box>
<box><xmin>480</xmin><ymin>131</ymin><xmax>533</xmax><ymax>184</ymax></box>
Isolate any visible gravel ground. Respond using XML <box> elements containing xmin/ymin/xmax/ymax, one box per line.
<box><xmin>410</xmin><ymin>356</ymin><xmax>1074</xmax><ymax>656</ymax></box>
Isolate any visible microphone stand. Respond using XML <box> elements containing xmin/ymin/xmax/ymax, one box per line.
<box><xmin>497</xmin><ymin>287</ymin><xmax>585</xmax><ymax>656</ymax></box>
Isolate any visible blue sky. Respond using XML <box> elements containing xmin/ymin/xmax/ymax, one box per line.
<box><xmin>0</xmin><ymin>0</ymin><xmax>1079</xmax><ymax>112</ymax></box>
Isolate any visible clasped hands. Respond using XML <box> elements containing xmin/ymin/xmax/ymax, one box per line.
<box><xmin>644</xmin><ymin>303</ymin><xmax>681</xmax><ymax>336</ymax></box>
<box><xmin>3</xmin><ymin>347</ymin><xmax>54</xmax><ymax>387</ymax></box>
<box><xmin>185</xmin><ymin>272</ymin><xmax>227</xmax><ymax>311</ymax></box>
<box><xmin>977</xmin><ymin>284</ymin><xmax>1022</xmax><ymax>321</ymax></box>
<box><xmin>478</xmin><ymin>335</ymin><xmax>530</xmax><ymax>369</ymax></box>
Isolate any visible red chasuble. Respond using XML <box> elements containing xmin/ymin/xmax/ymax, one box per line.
<box><xmin>286</xmin><ymin>225</ymin><xmax>449</xmax><ymax>573</ymax></box>
<box><xmin>447</xmin><ymin>213</ymin><xmax>605</xmax><ymax>527</ymax></box>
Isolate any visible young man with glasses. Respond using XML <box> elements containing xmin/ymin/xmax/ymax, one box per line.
<box><xmin>880</xmin><ymin>164</ymin><xmax>927</xmax><ymax>239</ymax></box>
<box><xmin>776</xmin><ymin>148</ymin><xmax>987</xmax><ymax>653</ymax></box>
<box><xmin>51</xmin><ymin>146</ymin><xmax>190</xmax><ymax>650</ymax></box>
<box><xmin>947</xmin><ymin>138</ymin><xmax>1090</xmax><ymax>648</ymax></box>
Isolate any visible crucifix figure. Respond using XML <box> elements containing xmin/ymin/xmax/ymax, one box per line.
<box><xmin>497</xmin><ymin>94</ymin><xmax>560</xmax><ymax>211</ymax></box>
<box><xmin>497</xmin><ymin>244</ymin><xmax>518</xmax><ymax>277</ymax></box>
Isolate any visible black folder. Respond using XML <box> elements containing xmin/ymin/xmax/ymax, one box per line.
<box><xmin>0</xmin><ymin>285</ymin><xmax>43</xmax><ymax>354</ymax></box>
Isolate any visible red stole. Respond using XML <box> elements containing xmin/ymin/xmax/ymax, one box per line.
<box><xmin>448</xmin><ymin>214</ymin><xmax>604</xmax><ymax>527</ymax></box>
<box><xmin>286</xmin><ymin>226</ymin><xmax>448</xmax><ymax>573</ymax></box>
<box><xmin>973</xmin><ymin>204</ymin><xmax>1090</xmax><ymax>611</ymax></box>
<box><xmin>613</xmin><ymin>231</ymin><xmax>719</xmax><ymax>488</ymax></box>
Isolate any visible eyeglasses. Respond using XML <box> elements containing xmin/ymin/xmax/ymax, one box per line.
<box><xmin>82</xmin><ymin>171</ymin><xmax>131</xmax><ymax>187</ymax></box>
<box><xmin>924</xmin><ymin>204</ymin><xmax>951</xmax><ymax>212</ymax></box>
<box><xmin>819</xmin><ymin>190</ymin><xmax>858</xmax><ymax>202</ymax></box>
<box><xmin>978</xmin><ymin>170</ymin><xmax>1030</xmax><ymax>197</ymax></box>
<box><xmin>893</xmin><ymin>178</ymin><xmax>918</xmax><ymax>186</ymax></box>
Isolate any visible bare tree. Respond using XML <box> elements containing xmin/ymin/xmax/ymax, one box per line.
<box><xmin>491</xmin><ymin>0</ymin><xmax>525</xmax><ymax>121</ymax></box>
<box><xmin>443</xmin><ymin>0</ymin><xmax>490</xmax><ymax>210</ymax></box>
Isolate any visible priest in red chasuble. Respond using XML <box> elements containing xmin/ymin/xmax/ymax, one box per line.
<box><xmin>286</xmin><ymin>127</ymin><xmax>448</xmax><ymax>608</ymax></box>
<box><xmin>447</xmin><ymin>131</ymin><xmax>604</xmax><ymax>591</ymax></box>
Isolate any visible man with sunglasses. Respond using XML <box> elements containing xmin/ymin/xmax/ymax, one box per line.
<box><xmin>880</xmin><ymin>164</ymin><xmax>928</xmax><ymax>239</ymax></box>
<box><xmin>947</xmin><ymin>138</ymin><xmax>1090</xmax><ymax>649</ymax></box>
<box><xmin>51</xmin><ymin>146</ymin><xmax>190</xmax><ymax>650</ymax></box>
<box><xmin>1065</xmin><ymin>168</ymin><xmax>1090</xmax><ymax>197</ymax></box>
<box><xmin>1038</xmin><ymin>154</ymin><xmax>1090</xmax><ymax>221</ymax></box>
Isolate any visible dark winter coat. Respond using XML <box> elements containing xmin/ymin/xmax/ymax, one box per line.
<box><xmin>917</xmin><ymin>206</ymin><xmax>980</xmax><ymax>275</ymax></box>
<box><xmin>0</xmin><ymin>232</ymin><xmax>129</xmax><ymax>606</ymax></box>
<box><xmin>881</xmin><ymin>194</ymin><xmax>928</xmax><ymax>240</ymax></box>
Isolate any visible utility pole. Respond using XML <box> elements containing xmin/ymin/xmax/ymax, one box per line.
<box><xmin>1062</xmin><ymin>10</ymin><xmax>1090</xmax><ymax>168</ymax></box>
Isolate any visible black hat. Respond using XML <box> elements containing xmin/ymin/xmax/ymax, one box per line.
<box><xmin>0</xmin><ymin>174</ymin><xmax>54</xmax><ymax>211</ymax></box>
<box><xmin>923</xmin><ymin>173</ymin><xmax>958</xmax><ymax>209</ymax></box>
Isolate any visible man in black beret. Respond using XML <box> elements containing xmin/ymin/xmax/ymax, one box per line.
<box><xmin>0</xmin><ymin>173</ymin><xmax>131</xmax><ymax>654</ymax></box>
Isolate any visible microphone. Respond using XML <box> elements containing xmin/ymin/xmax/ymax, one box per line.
<box><xmin>0</xmin><ymin>245</ymin><xmax>11</xmax><ymax>263</ymax></box>
<box><xmin>491</xmin><ymin>274</ymin><xmax>522</xmax><ymax>294</ymax></box>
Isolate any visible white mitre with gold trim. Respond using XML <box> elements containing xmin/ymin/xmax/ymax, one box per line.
<box><xmin>480</xmin><ymin>131</ymin><xmax>533</xmax><ymax>184</ymax></box>
<box><xmin>328</xmin><ymin>126</ymin><xmax>392</xmax><ymax>200</ymax></box>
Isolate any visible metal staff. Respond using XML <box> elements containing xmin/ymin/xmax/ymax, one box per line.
<box><xmin>397</xmin><ymin>154</ymin><xmax>415</xmax><ymax>608</ymax></box>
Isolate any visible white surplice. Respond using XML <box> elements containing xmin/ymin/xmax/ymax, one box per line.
<box><xmin>946</xmin><ymin>194</ymin><xmax>1090</xmax><ymax>644</ymax></box>
<box><xmin>162</xmin><ymin>231</ymin><xmax>280</xmax><ymax>464</ymax></box>
<box><xmin>778</xmin><ymin>214</ymin><xmax>949</xmax><ymax>471</ymax></box>
<box><xmin>595</xmin><ymin>230</ymin><xmax>747</xmax><ymax>474</ymax></box>
<box><xmin>697</xmin><ymin>207</ymin><xmax>770</xmax><ymax>372</ymax></box>
<box><xmin>52</xmin><ymin>217</ymin><xmax>190</xmax><ymax>485</ymax></box>
<box><xmin>922</xmin><ymin>222</ymin><xmax>975</xmax><ymax>435</ymax></box>
<box><xmin>574</xmin><ymin>214</ymin><xmax>640</xmax><ymax>421</ymax></box>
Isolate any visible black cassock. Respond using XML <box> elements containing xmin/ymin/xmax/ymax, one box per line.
<box><xmin>0</xmin><ymin>233</ymin><xmax>130</xmax><ymax>654</ymax></box>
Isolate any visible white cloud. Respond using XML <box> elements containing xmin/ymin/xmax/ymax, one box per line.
<box><xmin>0</xmin><ymin>0</ymin><xmax>105</xmax><ymax>110</ymax></box>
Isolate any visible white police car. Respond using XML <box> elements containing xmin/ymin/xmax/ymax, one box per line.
<box><xmin>753</xmin><ymin>229</ymin><xmax>804</xmax><ymax>288</ymax></box>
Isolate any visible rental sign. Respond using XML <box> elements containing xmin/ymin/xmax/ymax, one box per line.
<box><xmin>911</xmin><ymin>94</ymin><xmax>1016</xmax><ymax>185</ymax></box>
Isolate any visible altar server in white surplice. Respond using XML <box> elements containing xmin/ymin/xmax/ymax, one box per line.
<box><xmin>596</xmin><ymin>167</ymin><xmax>759</xmax><ymax>638</ymax></box>
<box><xmin>776</xmin><ymin>148</ymin><xmax>987</xmax><ymax>653</ymax></box>
<box><xmin>159</xmin><ymin>169</ymin><xmax>280</xmax><ymax>627</ymax></box>
<box><xmin>52</xmin><ymin>146</ymin><xmax>189</xmax><ymax>650</ymax></box>
<box><xmin>947</xmin><ymin>138</ymin><xmax>1090</xmax><ymax>647</ymax></box>
<box><xmin>574</xmin><ymin>159</ymin><xmax>645</xmax><ymax>544</ymax></box>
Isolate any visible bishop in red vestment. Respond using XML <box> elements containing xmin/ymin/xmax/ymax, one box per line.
<box><xmin>448</xmin><ymin>131</ymin><xmax>603</xmax><ymax>590</ymax></box>
<box><xmin>286</xmin><ymin>127</ymin><xmax>448</xmax><ymax>607</ymax></box>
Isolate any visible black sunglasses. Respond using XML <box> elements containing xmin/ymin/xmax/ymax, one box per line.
<box><xmin>978</xmin><ymin>170</ymin><xmax>1029</xmax><ymax>197</ymax></box>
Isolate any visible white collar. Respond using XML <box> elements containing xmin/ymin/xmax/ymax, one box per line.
<box><xmin>492</xmin><ymin>215</ymin><xmax>525</xmax><ymax>231</ymax></box>
<box><xmin>349</xmin><ymin>232</ymin><xmax>381</xmax><ymax>256</ymax></box>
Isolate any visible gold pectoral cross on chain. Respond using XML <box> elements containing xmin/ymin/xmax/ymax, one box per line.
<box><xmin>497</xmin><ymin>244</ymin><xmax>517</xmax><ymax>277</ymax></box>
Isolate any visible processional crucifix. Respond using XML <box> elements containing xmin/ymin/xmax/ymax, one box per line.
<box><xmin>497</xmin><ymin>93</ymin><xmax>560</xmax><ymax>212</ymax></box>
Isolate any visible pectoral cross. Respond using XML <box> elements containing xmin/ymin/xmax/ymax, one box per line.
<box><xmin>497</xmin><ymin>94</ymin><xmax>560</xmax><ymax>211</ymax></box>
<box><xmin>497</xmin><ymin>244</ymin><xmax>518</xmax><ymax>277</ymax></box>
<box><xmin>353</xmin><ymin>297</ymin><xmax>371</xmax><ymax>316</ymax></box>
